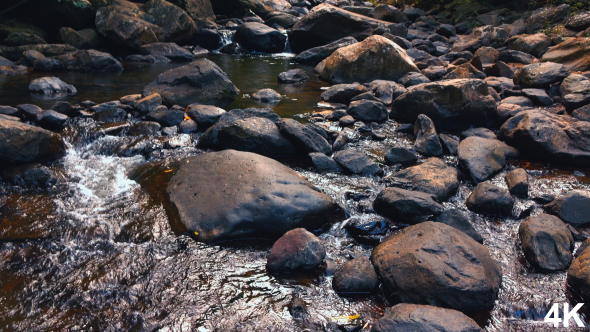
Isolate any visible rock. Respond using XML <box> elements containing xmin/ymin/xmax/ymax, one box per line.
<box><xmin>513</xmin><ymin>62</ymin><xmax>569</xmax><ymax>88</ymax></box>
<box><xmin>333</xmin><ymin>256</ymin><xmax>379</xmax><ymax>295</ymax></box>
<box><xmin>414</xmin><ymin>114</ymin><xmax>442</xmax><ymax>157</ymax></box>
<box><xmin>321</xmin><ymin>83</ymin><xmax>368</xmax><ymax>104</ymax></box>
<box><xmin>346</xmin><ymin>100</ymin><xmax>388</xmax><ymax>123</ymax></box>
<box><xmin>294</xmin><ymin>37</ymin><xmax>357</xmax><ymax>64</ymax></box>
<box><xmin>391</xmin><ymin>79</ymin><xmax>497</xmax><ymax>131</ymax></box>
<box><xmin>371</xmin><ymin>303</ymin><xmax>483</xmax><ymax>332</ymax></box>
<box><xmin>369</xmin><ymin>5</ymin><xmax>406</xmax><ymax>23</ymax></box>
<box><xmin>59</xmin><ymin>27</ymin><xmax>101</xmax><ymax>49</ymax></box>
<box><xmin>128</xmin><ymin>122</ymin><xmax>161</xmax><ymax>136</ymax></box>
<box><xmin>461</xmin><ymin>128</ymin><xmax>496</xmax><ymax>140</ymax></box>
<box><xmin>252</xmin><ymin>88</ymin><xmax>282</xmax><ymax>103</ymax></box>
<box><xmin>120</xmin><ymin>94</ymin><xmax>142</xmax><ymax>105</ymax></box>
<box><xmin>433</xmin><ymin>209</ymin><xmax>483</xmax><ymax>243</ymax></box>
<box><xmin>508</xmin><ymin>34</ymin><xmax>551</xmax><ymax>58</ymax></box>
<box><xmin>368</xmin><ymin>80</ymin><xmax>407</xmax><ymax>105</ymax></box>
<box><xmin>17</xmin><ymin>104</ymin><xmax>42</xmax><ymax>119</ymax></box>
<box><xmin>568</xmin><ymin>244</ymin><xmax>590</xmax><ymax>301</ymax></box>
<box><xmin>440</xmin><ymin>134</ymin><xmax>460</xmax><ymax>155</ymax></box>
<box><xmin>290</xmin><ymin>4</ymin><xmax>407</xmax><ymax>53</ymax></box>
<box><xmin>36</xmin><ymin>110</ymin><xmax>68</xmax><ymax>131</ymax></box>
<box><xmin>51</xmin><ymin>101</ymin><xmax>75</xmax><ymax>116</ymax></box>
<box><xmin>140</xmin><ymin>42</ymin><xmax>194</xmax><ymax>62</ymax></box>
<box><xmin>186</xmin><ymin>104</ymin><xmax>226</xmax><ymax>129</ymax></box>
<box><xmin>443</xmin><ymin>63</ymin><xmax>486</xmax><ymax>80</ymax></box>
<box><xmin>457</xmin><ymin>137</ymin><xmax>506</xmax><ymax>183</ymax></box>
<box><xmin>526</xmin><ymin>4</ymin><xmax>571</xmax><ymax>33</ymax></box>
<box><xmin>399</xmin><ymin>72</ymin><xmax>430</xmax><ymax>87</ymax></box>
<box><xmin>519</xmin><ymin>214</ymin><xmax>573</xmax><ymax>271</ymax></box>
<box><xmin>142</xmin><ymin>0</ymin><xmax>198</xmax><ymax>43</ymax></box>
<box><xmin>452</xmin><ymin>26</ymin><xmax>508</xmax><ymax>53</ymax></box>
<box><xmin>502</xmin><ymin>96</ymin><xmax>534</xmax><ymax>107</ymax></box>
<box><xmin>403</xmin><ymin>7</ymin><xmax>426</xmax><ymax>21</ymax></box>
<box><xmin>565</xmin><ymin>12</ymin><xmax>590</xmax><ymax>31</ymax></box>
<box><xmin>266</xmin><ymin>13</ymin><xmax>299</xmax><ymax>29</ymax></box>
<box><xmin>143</xmin><ymin>59</ymin><xmax>239</xmax><ymax>108</ymax></box>
<box><xmin>234</xmin><ymin>22</ymin><xmax>286</xmax><ymax>53</ymax></box>
<box><xmin>0</xmin><ymin>44</ymin><xmax>76</xmax><ymax>62</ymax></box>
<box><xmin>373</xmin><ymin>187</ymin><xmax>443</xmax><ymax>223</ymax></box>
<box><xmin>134</xmin><ymin>93</ymin><xmax>163</xmax><ymax>114</ymax></box>
<box><xmin>384</xmin><ymin>147</ymin><xmax>417</xmax><ymax>165</ymax></box>
<box><xmin>211</xmin><ymin>0</ymin><xmax>291</xmax><ymax>17</ymax></box>
<box><xmin>339</xmin><ymin>115</ymin><xmax>355</xmax><ymax>127</ymax></box>
<box><xmin>320</xmin><ymin>35</ymin><xmax>418</xmax><ymax>84</ymax></box>
<box><xmin>278</xmin><ymin>69</ymin><xmax>309</xmax><ymax>84</ymax></box>
<box><xmin>333</xmin><ymin>149</ymin><xmax>383</xmax><ymax>176</ymax></box>
<box><xmin>466</xmin><ymin>182</ymin><xmax>515</xmax><ymax>215</ymax></box>
<box><xmin>0</xmin><ymin>119</ymin><xmax>65</xmax><ymax>164</ymax></box>
<box><xmin>126</xmin><ymin>54</ymin><xmax>171</xmax><ymax>64</ymax></box>
<box><xmin>95</xmin><ymin>5</ymin><xmax>160</xmax><ymax>49</ymax></box>
<box><xmin>146</xmin><ymin>106</ymin><xmax>185</xmax><ymax>127</ymax></box>
<box><xmin>29</xmin><ymin>77</ymin><xmax>76</xmax><ymax>95</ymax></box>
<box><xmin>499</xmin><ymin>49</ymin><xmax>536</xmax><ymax>64</ymax></box>
<box><xmin>545</xmin><ymin>191</ymin><xmax>590</xmax><ymax>227</ymax></box>
<box><xmin>505</xmin><ymin>168</ymin><xmax>529</xmax><ymax>197</ymax></box>
<box><xmin>53</xmin><ymin>50</ymin><xmax>123</xmax><ymax>72</ymax></box>
<box><xmin>485</xmin><ymin>61</ymin><xmax>515</xmax><ymax>79</ymax></box>
<box><xmin>541</xmin><ymin>37</ymin><xmax>590</xmax><ymax>72</ymax></box>
<box><xmin>94</xmin><ymin>108</ymin><xmax>127</xmax><ymax>123</ymax></box>
<box><xmin>371</xmin><ymin>221</ymin><xmax>502</xmax><ymax>312</ymax></box>
<box><xmin>23</xmin><ymin>49</ymin><xmax>66</xmax><ymax>71</ymax></box>
<box><xmin>309</xmin><ymin>153</ymin><xmax>343</xmax><ymax>172</ymax></box>
<box><xmin>499</xmin><ymin>110</ymin><xmax>590</xmax><ymax>165</ymax></box>
<box><xmin>279</xmin><ymin>119</ymin><xmax>331</xmax><ymax>154</ymax></box>
<box><xmin>573</xmin><ymin>105</ymin><xmax>590</xmax><ymax>122</ymax></box>
<box><xmin>420</xmin><ymin>66</ymin><xmax>447</xmax><ymax>81</ymax></box>
<box><xmin>267</xmin><ymin>228</ymin><xmax>325</xmax><ymax>274</ymax></box>
<box><xmin>167</xmin><ymin>0</ymin><xmax>215</xmax><ymax>29</ymax></box>
<box><xmin>560</xmin><ymin>74</ymin><xmax>590</xmax><ymax>96</ymax></box>
<box><xmin>521</xmin><ymin>88</ymin><xmax>553</xmax><ymax>106</ymax></box>
<box><xmin>385</xmin><ymin>158</ymin><xmax>459</xmax><ymax>201</ymax></box>
<box><xmin>473</xmin><ymin>46</ymin><xmax>499</xmax><ymax>65</ymax></box>
<box><xmin>563</xmin><ymin>92</ymin><xmax>590</xmax><ymax>111</ymax></box>
<box><xmin>167</xmin><ymin>150</ymin><xmax>338</xmax><ymax>243</ymax></box>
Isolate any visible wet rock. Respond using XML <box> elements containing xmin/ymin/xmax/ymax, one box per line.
<box><xmin>143</xmin><ymin>59</ymin><xmax>239</xmax><ymax>108</ymax></box>
<box><xmin>458</xmin><ymin>137</ymin><xmax>506</xmax><ymax>183</ymax></box>
<box><xmin>94</xmin><ymin>108</ymin><xmax>127</xmax><ymax>123</ymax></box>
<box><xmin>391</xmin><ymin>79</ymin><xmax>497</xmax><ymax>131</ymax></box>
<box><xmin>234</xmin><ymin>22</ymin><xmax>286</xmax><ymax>53</ymax></box>
<box><xmin>321</xmin><ymin>83</ymin><xmax>368</xmax><ymax>104</ymax></box>
<box><xmin>167</xmin><ymin>150</ymin><xmax>338</xmax><ymax>243</ymax></box>
<box><xmin>17</xmin><ymin>104</ymin><xmax>42</xmax><ymax>119</ymax></box>
<box><xmin>128</xmin><ymin>122</ymin><xmax>161</xmax><ymax>136</ymax></box>
<box><xmin>58</xmin><ymin>27</ymin><xmax>101</xmax><ymax>50</ymax></box>
<box><xmin>521</xmin><ymin>88</ymin><xmax>553</xmax><ymax>106</ymax></box>
<box><xmin>350</xmin><ymin>92</ymin><xmax>382</xmax><ymax>104</ymax></box>
<box><xmin>279</xmin><ymin>119</ymin><xmax>331</xmax><ymax>154</ymax></box>
<box><xmin>371</xmin><ymin>221</ymin><xmax>502</xmax><ymax>312</ymax></box>
<box><xmin>0</xmin><ymin>119</ymin><xmax>66</xmax><ymax>164</ymax></box>
<box><xmin>568</xmin><ymin>243</ymin><xmax>590</xmax><ymax>302</ymax></box>
<box><xmin>139</xmin><ymin>42</ymin><xmax>194</xmax><ymax>62</ymax></box>
<box><xmin>413</xmin><ymin>114</ymin><xmax>442</xmax><ymax>157</ymax></box>
<box><xmin>52</xmin><ymin>50</ymin><xmax>123</xmax><ymax>72</ymax></box>
<box><xmin>371</xmin><ymin>303</ymin><xmax>483</xmax><ymax>332</ymax></box>
<box><xmin>499</xmin><ymin>110</ymin><xmax>590</xmax><ymax>165</ymax></box>
<box><xmin>278</xmin><ymin>69</ymin><xmax>309</xmax><ymax>84</ymax></box>
<box><xmin>541</xmin><ymin>37</ymin><xmax>590</xmax><ymax>72</ymax></box>
<box><xmin>266</xmin><ymin>13</ymin><xmax>298</xmax><ymax>29</ymax></box>
<box><xmin>309</xmin><ymin>153</ymin><xmax>342</xmax><ymax>172</ymax></box>
<box><xmin>146</xmin><ymin>106</ymin><xmax>184</xmax><ymax>127</ymax></box>
<box><xmin>499</xmin><ymin>49</ymin><xmax>536</xmax><ymax>65</ymax></box>
<box><xmin>294</xmin><ymin>37</ymin><xmax>357</xmax><ymax>64</ymax></box>
<box><xmin>125</xmin><ymin>54</ymin><xmax>171</xmax><ymax>64</ymax></box>
<box><xmin>186</xmin><ymin>104</ymin><xmax>226</xmax><ymax>129</ymax></box>
<box><xmin>29</xmin><ymin>77</ymin><xmax>76</xmax><ymax>95</ymax></box>
<box><xmin>369</xmin><ymin>5</ymin><xmax>406</xmax><ymax>23</ymax></box>
<box><xmin>513</xmin><ymin>62</ymin><xmax>569</xmax><ymax>88</ymax></box>
<box><xmin>134</xmin><ymin>93</ymin><xmax>162</xmax><ymax>114</ymax></box>
<box><xmin>384</xmin><ymin>147</ymin><xmax>417</xmax><ymax>165</ymax></box>
<box><xmin>508</xmin><ymin>34</ymin><xmax>551</xmax><ymax>58</ymax></box>
<box><xmin>386</xmin><ymin>158</ymin><xmax>459</xmax><ymax>201</ymax></box>
<box><xmin>374</xmin><ymin>187</ymin><xmax>443</xmax><ymax>223</ymax></box>
<box><xmin>545</xmin><ymin>191</ymin><xmax>590</xmax><ymax>227</ymax></box>
<box><xmin>505</xmin><ymin>168</ymin><xmax>529</xmax><ymax>197</ymax></box>
<box><xmin>433</xmin><ymin>209</ymin><xmax>483</xmax><ymax>243</ymax></box>
<box><xmin>332</xmin><ymin>131</ymin><xmax>350</xmax><ymax>150</ymax></box>
<box><xmin>267</xmin><ymin>228</ymin><xmax>325</xmax><ymax>274</ymax></box>
<box><xmin>346</xmin><ymin>100</ymin><xmax>388</xmax><ymax>123</ymax></box>
<box><xmin>252</xmin><ymin>88</ymin><xmax>282</xmax><ymax>103</ymax></box>
<box><xmin>36</xmin><ymin>110</ymin><xmax>68</xmax><ymax>131</ymax></box>
<box><xmin>338</xmin><ymin>115</ymin><xmax>355</xmax><ymax>127</ymax></box>
<box><xmin>0</xmin><ymin>164</ymin><xmax>58</xmax><ymax>188</ymax></box>
<box><xmin>519</xmin><ymin>214</ymin><xmax>573</xmax><ymax>271</ymax></box>
<box><xmin>320</xmin><ymin>35</ymin><xmax>418</xmax><ymax>84</ymax></box>
<box><xmin>466</xmin><ymin>182</ymin><xmax>514</xmax><ymax>215</ymax></box>
<box><xmin>333</xmin><ymin>149</ymin><xmax>383</xmax><ymax>177</ymax></box>
<box><xmin>332</xmin><ymin>256</ymin><xmax>379</xmax><ymax>295</ymax></box>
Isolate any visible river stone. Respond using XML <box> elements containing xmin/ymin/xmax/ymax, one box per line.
<box><xmin>368</xmin><ymin>80</ymin><xmax>407</xmax><ymax>105</ymax></box>
<box><xmin>505</xmin><ymin>168</ymin><xmax>529</xmax><ymax>197</ymax></box>
<box><xmin>140</xmin><ymin>42</ymin><xmax>194</xmax><ymax>62</ymax></box>
<box><xmin>58</xmin><ymin>27</ymin><xmax>101</xmax><ymax>50</ymax></box>
<box><xmin>321</xmin><ymin>83</ymin><xmax>368</xmax><ymax>104</ymax></box>
<box><xmin>186</xmin><ymin>104</ymin><xmax>226</xmax><ymax>129</ymax></box>
<box><xmin>545</xmin><ymin>191</ymin><xmax>590</xmax><ymax>227</ymax></box>
<box><xmin>371</xmin><ymin>221</ymin><xmax>502</xmax><ymax>313</ymax></box>
<box><xmin>560</xmin><ymin>74</ymin><xmax>590</xmax><ymax>96</ymax></box>
<box><xmin>53</xmin><ymin>50</ymin><xmax>123</xmax><ymax>72</ymax></box>
<box><xmin>414</xmin><ymin>114</ymin><xmax>442</xmax><ymax>157</ymax></box>
<box><xmin>513</xmin><ymin>62</ymin><xmax>569</xmax><ymax>88</ymax></box>
<box><xmin>234</xmin><ymin>22</ymin><xmax>286</xmax><ymax>53</ymax></box>
<box><xmin>541</xmin><ymin>37</ymin><xmax>590</xmax><ymax>72</ymax></box>
<box><xmin>309</xmin><ymin>153</ymin><xmax>343</xmax><ymax>172</ymax></box>
<box><xmin>134</xmin><ymin>93</ymin><xmax>162</xmax><ymax>114</ymax></box>
<box><xmin>252</xmin><ymin>89</ymin><xmax>282</xmax><ymax>103</ymax></box>
<box><xmin>385</xmin><ymin>158</ymin><xmax>459</xmax><ymax>201</ymax></box>
<box><xmin>266</xmin><ymin>228</ymin><xmax>326</xmax><ymax>274</ymax></box>
<box><xmin>519</xmin><ymin>214</ymin><xmax>573</xmax><ymax>271</ymax></box>
<box><xmin>457</xmin><ymin>137</ymin><xmax>506</xmax><ymax>184</ymax></box>
<box><xmin>29</xmin><ymin>77</ymin><xmax>77</xmax><ymax>95</ymax></box>
<box><xmin>146</xmin><ymin>106</ymin><xmax>184</xmax><ymax>127</ymax></box>
<box><xmin>347</xmin><ymin>100</ymin><xmax>388</xmax><ymax>123</ymax></box>
<box><xmin>433</xmin><ymin>209</ymin><xmax>483</xmax><ymax>243</ymax></box>
<box><xmin>373</xmin><ymin>187</ymin><xmax>443</xmax><ymax>223</ymax></box>
<box><xmin>521</xmin><ymin>88</ymin><xmax>553</xmax><ymax>106</ymax></box>
<box><xmin>499</xmin><ymin>49</ymin><xmax>536</xmax><ymax>65</ymax></box>
<box><xmin>508</xmin><ymin>34</ymin><xmax>551</xmax><ymax>58</ymax></box>
<box><xmin>36</xmin><ymin>110</ymin><xmax>69</xmax><ymax>131</ymax></box>
<box><xmin>384</xmin><ymin>147</ymin><xmax>417</xmax><ymax>165</ymax></box>
<box><xmin>333</xmin><ymin>149</ymin><xmax>383</xmax><ymax>176</ymax></box>
<box><xmin>332</xmin><ymin>256</ymin><xmax>379</xmax><ymax>295</ymax></box>
<box><xmin>371</xmin><ymin>303</ymin><xmax>483</xmax><ymax>332</ymax></box>
<box><xmin>0</xmin><ymin>119</ymin><xmax>66</xmax><ymax>164</ymax></box>
<box><xmin>391</xmin><ymin>79</ymin><xmax>496</xmax><ymax>131</ymax></box>
<box><xmin>294</xmin><ymin>37</ymin><xmax>358</xmax><ymax>64</ymax></box>
<box><xmin>167</xmin><ymin>150</ymin><xmax>338</xmax><ymax>243</ymax></box>
<box><xmin>279</xmin><ymin>119</ymin><xmax>331</xmax><ymax>154</ymax></box>
<box><xmin>278</xmin><ymin>69</ymin><xmax>309</xmax><ymax>84</ymax></box>
<box><xmin>17</xmin><ymin>104</ymin><xmax>42</xmax><ymax>119</ymax></box>
<box><xmin>320</xmin><ymin>35</ymin><xmax>418</xmax><ymax>84</ymax></box>
<box><xmin>461</xmin><ymin>128</ymin><xmax>497</xmax><ymax>140</ymax></box>
<box><xmin>466</xmin><ymin>182</ymin><xmax>515</xmax><ymax>215</ymax></box>
<box><xmin>568</xmin><ymin>244</ymin><xmax>590</xmax><ymax>301</ymax></box>
<box><xmin>128</xmin><ymin>122</ymin><xmax>161</xmax><ymax>136</ymax></box>
<box><xmin>143</xmin><ymin>58</ymin><xmax>239</xmax><ymax>108</ymax></box>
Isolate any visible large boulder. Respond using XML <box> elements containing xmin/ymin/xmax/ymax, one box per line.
<box><xmin>290</xmin><ymin>4</ymin><xmax>407</xmax><ymax>53</ymax></box>
<box><xmin>266</xmin><ymin>228</ymin><xmax>326</xmax><ymax>274</ymax></box>
<box><xmin>513</xmin><ymin>62</ymin><xmax>569</xmax><ymax>88</ymax></box>
<box><xmin>234</xmin><ymin>22</ymin><xmax>286</xmax><ymax>53</ymax></box>
<box><xmin>0</xmin><ymin>119</ymin><xmax>66</xmax><ymax>164</ymax></box>
<box><xmin>320</xmin><ymin>35</ymin><xmax>418</xmax><ymax>84</ymax></box>
<box><xmin>385</xmin><ymin>158</ymin><xmax>459</xmax><ymax>201</ymax></box>
<box><xmin>519</xmin><ymin>214</ymin><xmax>574</xmax><ymax>271</ymax></box>
<box><xmin>371</xmin><ymin>222</ymin><xmax>502</xmax><ymax>313</ymax></box>
<box><xmin>457</xmin><ymin>137</ymin><xmax>506</xmax><ymax>184</ymax></box>
<box><xmin>211</xmin><ymin>0</ymin><xmax>291</xmax><ymax>17</ymax></box>
<box><xmin>391</xmin><ymin>79</ymin><xmax>497</xmax><ymax>131</ymax></box>
<box><xmin>166</xmin><ymin>150</ymin><xmax>339</xmax><ymax>243</ymax></box>
<box><xmin>167</xmin><ymin>0</ymin><xmax>215</xmax><ymax>29</ymax></box>
<box><xmin>95</xmin><ymin>5</ymin><xmax>162</xmax><ymax>49</ymax></box>
<box><xmin>52</xmin><ymin>50</ymin><xmax>123</xmax><ymax>72</ymax></box>
<box><xmin>499</xmin><ymin>110</ymin><xmax>590</xmax><ymax>165</ymax></box>
<box><xmin>294</xmin><ymin>37</ymin><xmax>357</xmax><ymax>64</ymax></box>
<box><xmin>541</xmin><ymin>37</ymin><xmax>590</xmax><ymax>72</ymax></box>
<box><xmin>142</xmin><ymin>0</ymin><xmax>198</xmax><ymax>43</ymax></box>
<box><xmin>371</xmin><ymin>304</ymin><xmax>483</xmax><ymax>332</ymax></box>
<box><xmin>545</xmin><ymin>191</ymin><xmax>590</xmax><ymax>227</ymax></box>
<box><xmin>143</xmin><ymin>59</ymin><xmax>239</xmax><ymax>108</ymax></box>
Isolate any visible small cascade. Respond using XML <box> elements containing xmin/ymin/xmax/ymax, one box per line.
<box><xmin>218</xmin><ymin>29</ymin><xmax>235</xmax><ymax>49</ymax></box>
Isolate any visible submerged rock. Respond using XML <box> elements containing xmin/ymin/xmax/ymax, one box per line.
<box><xmin>266</xmin><ymin>228</ymin><xmax>326</xmax><ymax>274</ymax></box>
<box><xmin>166</xmin><ymin>150</ymin><xmax>339</xmax><ymax>243</ymax></box>
<box><xmin>371</xmin><ymin>304</ymin><xmax>483</xmax><ymax>332</ymax></box>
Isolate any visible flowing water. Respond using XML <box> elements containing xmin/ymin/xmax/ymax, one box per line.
<box><xmin>1</xmin><ymin>54</ymin><xmax>590</xmax><ymax>331</ymax></box>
